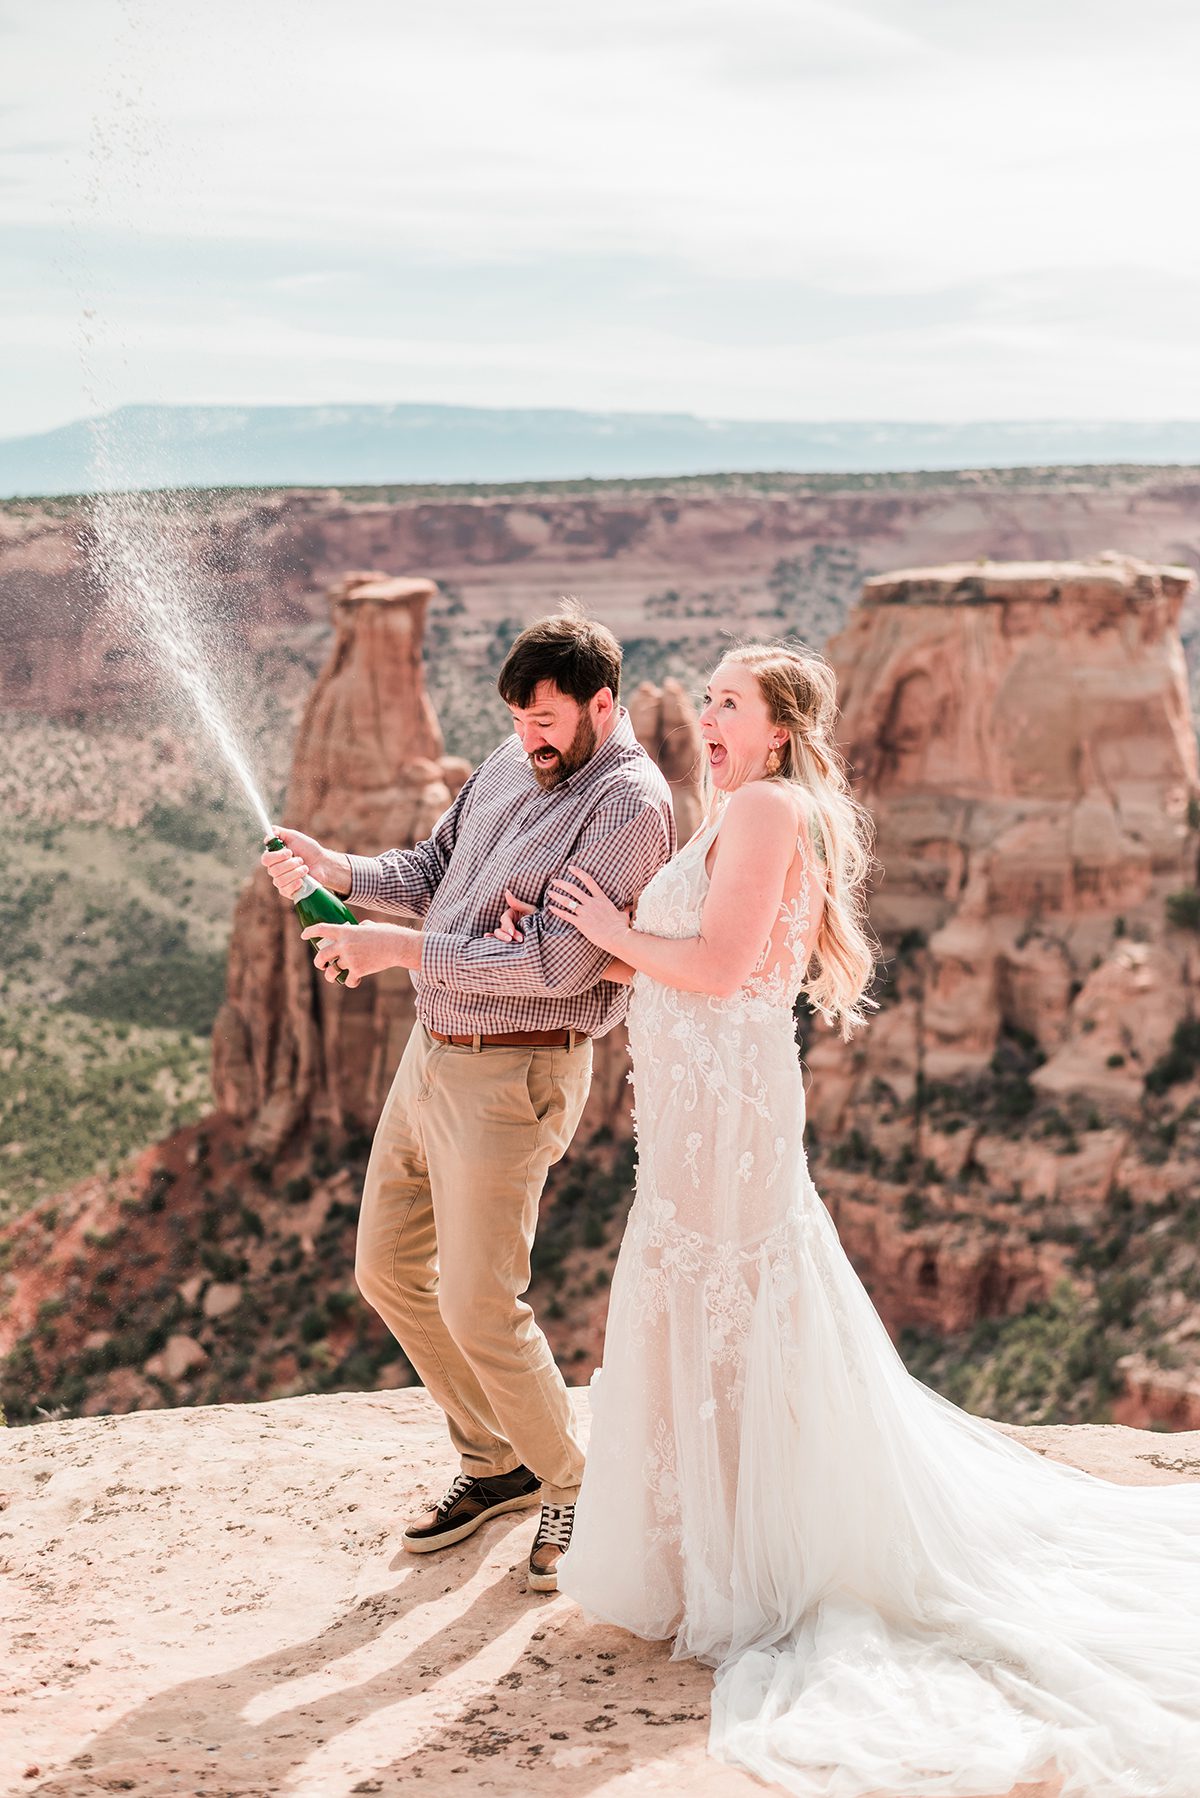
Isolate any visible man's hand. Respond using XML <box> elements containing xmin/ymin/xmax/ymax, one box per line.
<box><xmin>491</xmin><ymin>889</ymin><xmax>537</xmax><ymax>943</ymax></box>
<box><xmin>300</xmin><ymin>921</ymin><xmax>422</xmax><ymax>986</ymax></box>
<box><xmin>261</xmin><ymin>829</ymin><xmax>352</xmax><ymax>900</ymax></box>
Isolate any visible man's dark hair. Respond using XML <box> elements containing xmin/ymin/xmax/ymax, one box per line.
<box><xmin>498</xmin><ymin>604</ymin><xmax>622</xmax><ymax>708</ymax></box>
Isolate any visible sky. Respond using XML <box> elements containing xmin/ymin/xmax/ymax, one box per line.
<box><xmin>2</xmin><ymin>0</ymin><xmax>1199</xmax><ymax>437</ymax></box>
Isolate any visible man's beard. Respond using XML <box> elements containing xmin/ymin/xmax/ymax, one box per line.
<box><xmin>529</xmin><ymin>710</ymin><xmax>599</xmax><ymax>789</ymax></box>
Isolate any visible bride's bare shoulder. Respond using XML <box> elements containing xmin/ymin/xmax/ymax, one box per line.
<box><xmin>716</xmin><ymin>782</ymin><xmax>803</xmax><ymax>868</ymax></box>
<box><xmin>722</xmin><ymin>780</ymin><xmax>802</xmax><ymax>838</ymax></box>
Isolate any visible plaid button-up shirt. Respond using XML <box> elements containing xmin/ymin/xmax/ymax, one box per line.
<box><xmin>346</xmin><ymin>708</ymin><xmax>676</xmax><ymax>1038</ymax></box>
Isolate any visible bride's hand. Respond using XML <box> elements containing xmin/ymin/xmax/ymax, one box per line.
<box><xmin>547</xmin><ymin>867</ymin><xmax>630</xmax><ymax>952</ymax></box>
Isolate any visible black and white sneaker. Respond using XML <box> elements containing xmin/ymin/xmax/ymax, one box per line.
<box><xmin>402</xmin><ymin>1465</ymin><xmax>541</xmax><ymax>1554</ymax></box>
<box><xmin>528</xmin><ymin>1501</ymin><xmax>574</xmax><ymax>1591</ymax></box>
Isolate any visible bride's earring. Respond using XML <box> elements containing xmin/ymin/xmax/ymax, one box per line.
<box><xmin>765</xmin><ymin>742</ymin><xmax>782</xmax><ymax>776</ymax></box>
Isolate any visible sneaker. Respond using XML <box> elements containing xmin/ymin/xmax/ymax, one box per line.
<box><xmin>402</xmin><ymin>1465</ymin><xmax>541</xmax><ymax>1554</ymax></box>
<box><xmin>528</xmin><ymin>1501</ymin><xmax>574</xmax><ymax>1591</ymax></box>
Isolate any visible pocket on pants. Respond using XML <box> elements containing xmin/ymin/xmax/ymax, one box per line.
<box><xmin>524</xmin><ymin>1045</ymin><xmax>592</xmax><ymax>1151</ymax></box>
<box><xmin>524</xmin><ymin>1051</ymin><xmax>559</xmax><ymax>1125</ymax></box>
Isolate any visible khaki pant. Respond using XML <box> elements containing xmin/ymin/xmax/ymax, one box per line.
<box><xmin>356</xmin><ymin>1024</ymin><xmax>592</xmax><ymax>1505</ymax></box>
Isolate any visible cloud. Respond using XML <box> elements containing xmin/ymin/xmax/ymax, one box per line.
<box><xmin>1</xmin><ymin>0</ymin><xmax>1198</xmax><ymax>432</ymax></box>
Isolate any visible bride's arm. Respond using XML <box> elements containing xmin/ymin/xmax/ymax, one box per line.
<box><xmin>548</xmin><ymin>783</ymin><xmax>798</xmax><ymax>1000</ymax></box>
<box><xmin>603</xmin><ymin>956</ymin><xmax>636</xmax><ymax>984</ymax></box>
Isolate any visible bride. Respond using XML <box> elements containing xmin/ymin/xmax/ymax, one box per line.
<box><xmin>537</xmin><ymin>642</ymin><xmax>1200</xmax><ymax>1797</ymax></box>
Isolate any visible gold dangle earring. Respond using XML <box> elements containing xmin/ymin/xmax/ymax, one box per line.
<box><xmin>765</xmin><ymin>740</ymin><xmax>782</xmax><ymax>776</ymax></box>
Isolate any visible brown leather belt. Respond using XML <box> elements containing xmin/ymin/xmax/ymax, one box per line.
<box><xmin>429</xmin><ymin>1027</ymin><xmax>588</xmax><ymax>1051</ymax></box>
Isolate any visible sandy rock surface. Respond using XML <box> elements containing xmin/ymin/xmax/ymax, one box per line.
<box><xmin>2</xmin><ymin>1388</ymin><xmax>1198</xmax><ymax>1798</ymax></box>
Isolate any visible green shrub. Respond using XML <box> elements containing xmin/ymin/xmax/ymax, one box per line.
<box><xmin>143</xmin><ymin>802</ymin><xmax>220</xmax><ymax>856</ymax></box>
<box><xmin>299</xmin><ymin>1306</ymin><xmax>329</xmax><ymax>1344</ymax></box>
<box><xmin>72</xmin><ymin>947</ymin><xmax>227</xmax><ymax>1035</ymax></box>
<box><xmin>582</xmin><ymin>1212</ymin><xmax>606</xmax><ymax>1249</ymax></box>
<box><xmin>900</xmin><ymin>1283</ymin><xmax>1121</xmax><ymax>1425</ymax></box>
<box><xmin>1166</xmin><ymin>888</ymin><xmax>1200</xmax><ymax>932</ymax></box>
<box><xmin>900</xmin><ymin>1190</ymin><xmax>927</xmax><ymax>1230</ymax></box>
<box><xmin>1145</xmin><ymin>1019</ymin><xmax>1200</xmax><ymax>1095</ymax></box>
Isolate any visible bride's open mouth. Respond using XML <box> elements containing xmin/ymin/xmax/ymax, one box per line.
<box><xmin>707</xmin><ymin>742</ymin><xmax>728</xmax><ymax>770</ymax></box>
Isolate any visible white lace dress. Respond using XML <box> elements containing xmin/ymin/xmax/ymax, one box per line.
<box><xmin>558</xmin><ymin>813</ymin><xmax>1200</xmax><ymax>1797</ymax></box>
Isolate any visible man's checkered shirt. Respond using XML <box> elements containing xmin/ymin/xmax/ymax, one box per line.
<box><xmin>346</xmin><ymin>708</ymin><xmax>677</xmax><ymax>1038</ymax></box>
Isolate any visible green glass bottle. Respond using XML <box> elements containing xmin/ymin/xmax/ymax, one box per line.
<box><xmin>266</xmin><ymin>836</ymin><xmax>358</xmax><ymax>985</ymax></box>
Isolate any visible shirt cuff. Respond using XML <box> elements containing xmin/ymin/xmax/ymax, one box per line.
<box><xmin>346</xmin><ymin>853</ymin><xmax>385</xmax><ymax>906</ymax></box>
<box><xmin>420</xmin><ymin>929</ymin><xmax>459</xmax><ymax>987</ymax></box>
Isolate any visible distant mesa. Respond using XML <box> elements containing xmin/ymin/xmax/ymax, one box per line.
<box><xmin>4</xmin><ymin>401</ymin><xmax>1200</xmax><ymax>498</ymax></box>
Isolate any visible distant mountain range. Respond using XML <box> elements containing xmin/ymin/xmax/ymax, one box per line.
<box><xmin>3</xmin><ymin>403</ymin><xmax>1200</xmax><ymax>498</ymax></box>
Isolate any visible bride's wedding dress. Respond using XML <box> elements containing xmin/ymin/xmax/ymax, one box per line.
<box><xmin>558</xmin><ymin>814</ymin><xmax>1200</xmax><ymax>1797</ymax></box>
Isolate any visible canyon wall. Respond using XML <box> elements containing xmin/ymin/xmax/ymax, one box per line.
<box><xmin>4</xmin><ymin>470</ymin><xmax>1197</xmax><ymax>838</ymax></box>
<box><xmin>803</xmin><ymin>556</ymin><xmax>1200</xmax><ymax>1368</ymax></box>
<box><xmin>5</xmin><ymin>471</ymin><xmax>1200</xmax><ymax>731</ymax></box>
<box><xmin>811</xmin><ymin>555</ymin><xmax>1198</xmax><ymax>1119</ymax></box>
<box><xmin>5</xmin><ymin>529</ymin><xmax>1200</xmax><ymax>1428</ymax></box>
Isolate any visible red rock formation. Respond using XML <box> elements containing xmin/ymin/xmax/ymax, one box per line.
<box><xmin>813</xmin><ymin>556</ymin><xmax>1199</xmax><ymax>1107</ymax></box>
<box><xmin>627</xmin><ymin>677</ymin><xmax>705</xmax><ymax>846</ymax></box>
<box><xmin>804</xmin><ymin>555</ymin><xmax>1200</xmax><ymax>1339</ymax></box>
<box><xmin>6</xmin><ymin>472</ymin><xmax>1200</xmax><ymax>731</ymax></box>
<box><xmin>1113</xmin><ymin>1358</ymin><xmax>1200</xmax><ymax>1432</ymax></box>
<box><xmin>211</xmin><ymin>573</ymin><xmax>466</xmax><ymax>1150</ymax></box>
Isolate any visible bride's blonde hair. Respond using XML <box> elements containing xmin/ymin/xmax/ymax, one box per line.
<box><xmin>706</xmin><ymin>641</ymin><xmax>878</xmax><ymax>1038</ymax></box>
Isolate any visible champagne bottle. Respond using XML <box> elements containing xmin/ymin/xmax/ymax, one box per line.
<box><xmin>265</xmin><ymin>835</ymin><xmax>357</xmax><ymax>985</ymax></box>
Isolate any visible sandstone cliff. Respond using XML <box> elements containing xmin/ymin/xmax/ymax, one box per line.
<box><xmin>5</xmin><ymin>1386</ymin><xmax>1197</xmax><ymax>1796</ymax></box>
<box><xmin>5</xmin><ymin>469</ymin><xmax>1200</xmax><ymax>820</ymax></box>
<box><xmin>824</xmin><ymin>555</ymin><xmax>1198</xmax><ymax>1094</ymax></box>
<box><xmin>4</xmin><ymin>538</ymin><xmax>1200</xmax><ymax>1434</ymax></box>
<box><xmin>801</xmin><ymin>557</ymin><xmax>1200</xmax><ymax>1404</ymax></box>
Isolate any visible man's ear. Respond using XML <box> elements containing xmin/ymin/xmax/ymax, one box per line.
<box><xmin>593</xmin><ymin>686</ymin><xmax>615</xmax><ymax>720</ymax></box>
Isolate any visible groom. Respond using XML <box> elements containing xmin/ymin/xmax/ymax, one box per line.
<box><xmin>262</xmin><ymin>608</ymin><xmax>674</xmax><ymax>1589</ymax></box>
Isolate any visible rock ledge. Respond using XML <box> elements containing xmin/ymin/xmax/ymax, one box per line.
<box><xmin>3</xmin><ymin>1389</ymin><xmax>1198</xmax><ymax>1796</ymax></box>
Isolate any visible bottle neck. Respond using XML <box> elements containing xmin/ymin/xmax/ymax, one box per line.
<box><xmin>294</xmin><ymin>874</ymin><xmax>318</xmax><ymax>900</ymax></box>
